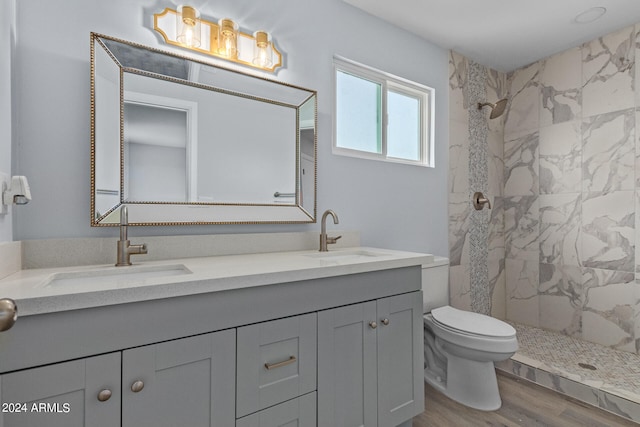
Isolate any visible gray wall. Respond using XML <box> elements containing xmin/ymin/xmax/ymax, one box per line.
<box><xmin>0</xmin><ymin>0</ymin><xmax>15</xmax><ymax>242</ymax></box>
<box><xmin>10</xmin><ymin>0</ymin><xmax>449</xmax><ymax>256</ymax></box>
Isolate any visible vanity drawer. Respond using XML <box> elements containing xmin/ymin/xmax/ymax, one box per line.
<box><xmin>236</xmin><ymin>392</ymin><xmax>316</xmax><ymax>427</ymax></box>
<box><xmin>236</xmin><ymin>313</ymin><xmax>317</xmax><ymax>417</ymax></box>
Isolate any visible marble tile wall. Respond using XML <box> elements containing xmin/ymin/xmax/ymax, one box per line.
<box><xmin>448</xmin><ymin>52</ymin><xmax>506</xmax><ymax>318</ymax></box>
<box><xmin>449</xmin><ymin>23</ymin><xmax>640</xmax><ymax>354</ymax></box>
<box><xmin>449</xmin><ymin>51</ymin><xmax>471</xmax><ymax>312</ymax></box>
<box><xmin>448</xmin><ymin>22</ymin><xmax>640</xmax><ymax>421</ymax></box>
<box><xmin>502</xmin><ymin>23</ymin><xmax>640</xmax><ymax>354</ymax></box>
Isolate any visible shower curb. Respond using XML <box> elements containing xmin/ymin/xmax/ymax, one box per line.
<box><xmin>496</xmin><ymin>357</ymin><xmax>640</xmax><ymax>424</ymax></box>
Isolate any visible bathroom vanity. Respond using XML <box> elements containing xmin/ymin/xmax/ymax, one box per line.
<box><xmin>0</xmin><ymin>248</ymin><xmax>428</xmax><ymax>427</ymax></box>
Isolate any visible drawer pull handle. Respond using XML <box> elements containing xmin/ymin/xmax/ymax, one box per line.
<box><xmin>369</xmin><ymin>321</ymin><xmax>377</xmax><ymax>329</ymax></box>
<box><xmin>381</xmin><ymin>318</ymin><xmax>390</xmax><ymax>326</ymax></box>
<box><xmin>264</xmin><ymin>355</ymin><xmax>296</xmax><ymax>370</ymax></box>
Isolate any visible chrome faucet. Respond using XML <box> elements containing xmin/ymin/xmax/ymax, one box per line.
<box><xmin>116</xmin><ymin>206</ymin><xmax>148</xmax><ymax>266</ymax></box>
<box><xmin>319</xmin><ymin>209</ymin><xmax>342</xmax><ymax>252</ymax></box>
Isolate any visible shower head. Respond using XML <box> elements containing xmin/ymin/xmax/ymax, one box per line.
<box><xmin>478</xmin><ymin>98</ymin><xmax>508</xmax><ymax>119</ymax></box>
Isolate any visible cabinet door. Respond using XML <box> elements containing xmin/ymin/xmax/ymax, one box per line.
<box><xmin>236</xmin><ymin>392</ymin><xmax>316</xmax><ymax>427</ymax></box>
<box><xmin>0</xmin><ymin>352</ymin><xmax>120</xmax><ymax>427</ymax></box>
<box><xmin>122</xmin><ymin>329</ymin><xmax>235</xmax><ymax>427</ymax></box>
<box><xmin>237</xmin><ymin>313</ymin><xmax>317</xmax><ymax>417</ymax></box>
<box><xmin>377</xmin><ymin>292</ymin><xmax>424</xmax><ymax>427</ymax></box>
<box><xmin>317</xmin><ymin>301</ymin><xmax>377</xmax><ymax>427</ymax></box>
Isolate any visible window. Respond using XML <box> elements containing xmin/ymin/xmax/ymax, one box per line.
<box><xmin>333</xmin><ymin>57</ymin><xmax>434</xmax><ymax>166</ymax></box>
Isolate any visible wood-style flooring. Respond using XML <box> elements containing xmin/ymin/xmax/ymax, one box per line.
<box><xmin>413</xmin><ymin>372</ymin><xmax>638</xmax><ymax>427</ymax></box>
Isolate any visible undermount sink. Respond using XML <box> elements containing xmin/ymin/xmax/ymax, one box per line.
<box><xmin>304</xmin><ymin>249</ymin><xmax>435</xmax><ymax>266</ymax></box>
<box><xmin>304</xmin><ymin>249</ymin><xmax>390</xmax><ymax>261</ymax></box>
<box><xmin>42</xmin><ymin>264</ymin><xmax>192</xmax><ymax>288</ymax></box>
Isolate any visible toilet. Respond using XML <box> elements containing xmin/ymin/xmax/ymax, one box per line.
<box><xmin>421</xmin><ymin>257</ymin><xmax>517</xmax><ymax>411</ymax></box>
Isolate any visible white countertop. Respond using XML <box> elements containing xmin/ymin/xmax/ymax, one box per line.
<box><xmin>0</xmin><ymin>247</ymin><xmax>432</xmax><ymax>316</ymax></box>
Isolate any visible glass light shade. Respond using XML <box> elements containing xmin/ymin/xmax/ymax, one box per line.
<box><xmin>218</xmin><ymin>18</ymin><xmax>239</xmax><ymax>58</ymax></box>
<box><xmin>176</xmin><ymin>5</ymin><xmax>201</xmax><ymax>48</ymax></box>
<box><xmin>252</xmin><ymin>31</ymin><xmax>273</xmax><ymax>68</ymax></box>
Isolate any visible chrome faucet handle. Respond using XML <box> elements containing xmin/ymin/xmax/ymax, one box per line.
<box><xmin>327</xmin><ymin>235</ymin><xmax>342</xmax><ymax>245</ymax></box>
<box><xmin>473</xmin><ymin>192</ymin><xmax>492</xmax><ymax>210</ymax></box>
<box><xmin>129</xmin><ymin>243</ymin><xmax>148</xmax><ymax>254</ymax></box>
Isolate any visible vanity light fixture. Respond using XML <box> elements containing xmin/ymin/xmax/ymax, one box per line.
<box><xmin>176</xmin><ymin>5</ymin><xmax>201</xmax><ymax>48</ymax></box>
<box><xmin>253</xmin><ymin>31</ymin><xmax>273</xmax><ymax>68</ymax></box>
<box><xmin>153</xmin><ymin>8</ymin><xmax>283</xmax><ymax>72</ymax></box>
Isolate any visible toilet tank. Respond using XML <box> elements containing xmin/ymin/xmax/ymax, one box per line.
<box><xmin>422</xmin><ymin>257</ymin><xmax>450</xmax><ymax>314</ymax></box>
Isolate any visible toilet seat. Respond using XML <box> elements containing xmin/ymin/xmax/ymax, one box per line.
<box><xmin>425</xmin><ymin>314</ymin><xmax>518</xmax><ymax>354</ymax></box>
<box><xmin>431</xmin><ymin>306</ymin><xmax>515</xmax><ymax>338</ymax></box>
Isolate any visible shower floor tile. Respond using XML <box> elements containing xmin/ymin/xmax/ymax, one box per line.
<box><xmin>496</xmin><ymin>322</ymin><xmax>640</xmax><ymax>423</ymax></box>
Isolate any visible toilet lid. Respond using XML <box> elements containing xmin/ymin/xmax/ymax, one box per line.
<box><xmin>431</xmin><ymin>306</ymin><xmax>516</xmax><ymax>338</ymax></box>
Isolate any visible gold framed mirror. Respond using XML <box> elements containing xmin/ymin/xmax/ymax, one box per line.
<box><xmin>91</xmin><ymin>33</ymin><xmax>316</xmax><ymax>226</ymax></box>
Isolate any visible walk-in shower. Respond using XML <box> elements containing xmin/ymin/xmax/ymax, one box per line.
<box><xmin>477</xmin><ymin>98</ymin><xmax>507</xmax><ymax>119</ymax></box>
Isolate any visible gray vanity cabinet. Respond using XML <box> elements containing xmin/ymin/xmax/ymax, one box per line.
<box><xmin>236</xmin><ymin>392</ymin><xmax>316</xmax><ymax>427</ymax></box>
<box><xmin>0</xmin><ymin>264</ymin><xmax>424</xmax><ymax>427</ymax></box>
<box><xmin>0</xmin><ymin>329</ymin><xmax>235</xmax><ymax>427</ymax></box>
<box><xmin>0</xmin><ymin>352</ymin><xmax>121</xmax><ymax>427</ymax></box>
<box><xmin>376</xmin><ymin>292</ymin><xmax>424</xmax><ymax>426</ymax></box>
<box><xmin>317</xmin><ymin>292</ymin><xmax>423</xmax><ymax>427</ymax></box>
<box><xmin>317</xmin><ymin>300</ymin><xmax>378</xmax><ymax>427</ymax></box>
<box><xmin>236</xmin><ymin>313</ymin><xmax>317</xmax><ymax>418</ymax></box>
<box><xmin>121</xmin><ymin>330</ymin><xmax>236</xmax><ymax>427</ymax></box>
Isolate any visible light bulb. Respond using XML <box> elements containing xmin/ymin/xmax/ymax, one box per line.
<box><xmin>183</xmin><ymin>27</ymin><xmax>194</xmax><ymax>47</ymax></box>
<box><xmin>218</xmin><ymin>18</ymin><xmax>238</xmax><ymax>58</ymax></box>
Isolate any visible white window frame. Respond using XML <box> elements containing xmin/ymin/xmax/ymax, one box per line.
<box><xmin>332</xmin><ymin>56</ymin><xmax>434</xmax><ymax>167</ymax></box>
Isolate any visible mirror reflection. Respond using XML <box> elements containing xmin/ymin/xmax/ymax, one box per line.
<box><xmin>91</xmin><ymin>33</ymin><xmax>316</xmax><ymax>225</ymax></box>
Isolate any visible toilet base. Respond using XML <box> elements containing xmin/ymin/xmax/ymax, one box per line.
<box><xmin>424</xmin><ymin>352</ymin><xmax>502</xmax><ymax>411</ymax></box>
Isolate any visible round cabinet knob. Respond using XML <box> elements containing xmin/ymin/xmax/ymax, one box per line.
<box><xmin>0</xmin><ymin>298</ymin><xmax>18</xmax><ymax>332</ymax></box>
<box><xmin>369</xmin><ymin>321</ymin><xmax>377</xmax><ymax>329</ymax></box>
<box><xmin>381</xmin><ymin>318</ymin><xmax>390</xmax><ymax>326</ymax></box>
<box><xmin>131</xmin><ymin>380</ymin><xmax>145</xmax><ymax>393</ymax></box>
<box><xmin>97</xmin><ymin>389</ymin><xmax>112</xmax><ymax>402</ymax></box>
